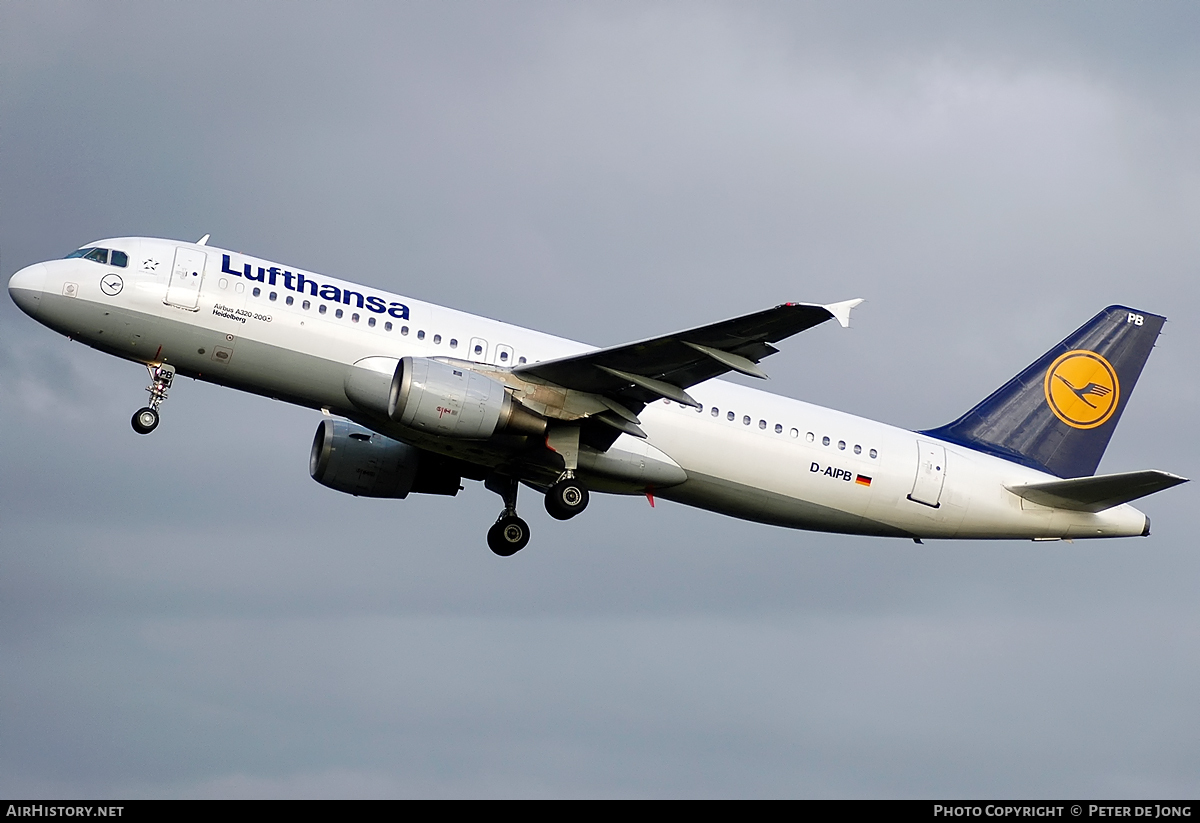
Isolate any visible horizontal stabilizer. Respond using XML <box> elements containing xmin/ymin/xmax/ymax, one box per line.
<box><xmin>1006</xmin><ymin>470</ymin><xmax>1188</xmax><ymax>513</ymax></box>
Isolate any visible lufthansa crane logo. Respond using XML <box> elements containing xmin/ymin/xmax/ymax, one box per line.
<box><xmin>1043</xmin><ymin>350</ymin><xmax>1119</xmax><ymax>429</ymax></box>
<box><xmin>99</xmin><ymin>273</ymin><xmax>124</xmax><ymax>296</ymax></box>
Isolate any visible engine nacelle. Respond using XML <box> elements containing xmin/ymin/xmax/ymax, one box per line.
<box><xmin>309</xmin><ymin>418</ymin><xmax>460</xmax><ymax>498</ymax></box>
<box><xmin>344</xmin><ymin>356</ymin><xmax>545</xmax><ymax>439</ymax></box>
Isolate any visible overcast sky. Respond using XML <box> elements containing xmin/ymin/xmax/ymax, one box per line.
<box><xmin>1</xmin><ymin>2</ymin><xmax>1198</xmax><ymax>798</ymax></box>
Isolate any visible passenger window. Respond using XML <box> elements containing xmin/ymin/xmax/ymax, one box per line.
<box><xmin>775</xmin><ymin>424</ymin><xmax>783</xmax><ymax>434</ymax></box>
<box><xmin>235</xmin><ymin>282</ymin><xmax>245</xmax><ymax>294</ymax></box>
<box><xmin>368</xmin><ymin>317</ymin><xmax>376</xmax><ymax>327</ymax></box>
<box><xmin>385</xmin><ymin>321</ymin><xmax>392</xmax><ymax>331</ymax></box>
<box><xmin>822</xmin><ymin>436</ymin><xmax>830</xmax><ymax>446</ymax></box>
<box><xmin>870</xmin><ymin>449</ymin><xmax>878</xmax><ymax>459</ymax></box>
<box><xmin>711</xmin><ymin>408</ymin><xmax>719</xmax><ymax>417</ymax></box>
<box><xmin>790</xmin><ymin>428</ymin><xmax>799</xmax><ymax>438</ymax></box>
<box><xmin>727</xmin><ymin>411</ymin><xmax>735</xmax><ymax>421</ymax></box>
<box><xmin>352</xmin><ymin>313</ymin><xmax>360</xmax><ymax>323</ymax></box>
<box><xmin>433</xmin><ymin>334</ymin><xmax>441</xmax><ymax>344</ymax></box>
<box><xmin>285</xmin><ymin>295</ymin><xmax>294</xmax><ymax>306</ymax></box>
<box><xmin>417</xmin><ymin>330</ymin><xmax>425</xmax><ymax>340</ymax></box>
<box><xmin>854</xmin><ymin>444</ymin><xmax>861</xmax><ymax>455</ymax></box>
<box><xmin>473</xmin><ymin>343</ymin><xmax>483</xmax><ymax>355</ymax></box>
<box><xmin>743</xmin><ymin>416</ymin><xmax>751</xmax><ymax>426</ymax></box>
<box><xmin>252</xmin><ymin>287</ymin><xmax>261</xmax><ymax>297</ymax></box>
<box><xmin>499</xmin><ymin>351</ymin><xmax>508</xmax><ymax>361</ymax></box>
<box><xmin>807</xmin><ymin>432</ymin><xmax>815</xmax><ymax>443</ymax></box>
<box><xmin>518</xmin><ymin>356</ymin><xmax>527</xmax><ymax>364</ymax></box>
<box><xmin>450</xmin><ymin>339</ymin><xmax>458</xmax><ymax>349</ymax></box>
<box><xmin>110</xmin><ymin>250</ymin><xmax>128</xmax><ymax>268</ymax></box>
<box><xmin>319</xmin><ymin>304</ymin><xmax>327</xmax><ymax>315</ymax></box>
<box><xmin>401</xmin><ymin>326</ymin><xmax>409</xmax><ymax>335</ymax></box>
<box><xmin>758</xmin><ymin>419</ymin><xmax>766</xmax><ymax>429</ymax></box>
<box><xmin>335</xmin><ymin>309</ymin><xmax>343</xmax><ymax>319</ymax></box>
<box><xmin>219</xmin><ymin>278</ymin><xmax>228</xmax><ymax>290</ymax></box>
<box><xmin>269</xmin><ymin>292</ymin><xmax>277</xmax><ymax>301</ymax></box>
<box><xmin>302</xmin><ymin>300</ymin><xmax>310</xmax><ymax>310</ymax></box>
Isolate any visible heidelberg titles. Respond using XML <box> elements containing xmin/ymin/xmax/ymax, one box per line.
<box><xmin>221</xmin><ymin>254</ymin><xmax>409</xmax><ymax>319</ymax></box>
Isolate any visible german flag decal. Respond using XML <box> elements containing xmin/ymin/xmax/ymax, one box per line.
<box><xmin>855</xmin><ymin>474</ymin><xmax>872</xmax><ymax>487</ymax></box>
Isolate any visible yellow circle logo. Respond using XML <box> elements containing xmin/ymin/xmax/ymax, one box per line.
<box><xmin>1043</xmin><ymin>350</ymin><xmax>1120</xmax><ymax>429</ymax></box>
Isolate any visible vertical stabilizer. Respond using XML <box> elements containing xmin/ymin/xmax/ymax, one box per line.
<box><xmin>922</xmin><ymin>306</ymin><xmax>1164</xmax><ymax>478</ymax></box>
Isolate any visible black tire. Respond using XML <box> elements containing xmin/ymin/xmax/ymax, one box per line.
<box><xmin>544</xmin><ymin>478</ymin><xmax>589</xmax><ymax>521</ymax></box>
<box><xmin>131</xmin><ymin>407</ymin><xmax>159</xmax><ymax>435</ymax></box>
<box><xmin>487</xmin><ymin>515</ymin><xmax>530</xmax><ymax>556</ymax></box>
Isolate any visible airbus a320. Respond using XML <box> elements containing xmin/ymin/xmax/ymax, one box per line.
<box><xmin>8</xmin><ymin>236</ymin><xmax>1187</xmax><ymax>555</ymax></box>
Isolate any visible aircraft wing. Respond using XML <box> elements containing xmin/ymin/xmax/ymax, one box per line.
<box><xmin>514</xmin><ymin>299</ymin><xmax>863</xmax><ymax>410</ymax></box>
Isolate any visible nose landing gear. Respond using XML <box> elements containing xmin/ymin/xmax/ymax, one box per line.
<box><xmin>131</xmin><ymin>363</ymin><xmax>174</xmax><ymax>435</ymax></box>
<box><xmin>485</xmin><ymin>474</ymin><xmax>530</xmax><ymax>556</ymax></box>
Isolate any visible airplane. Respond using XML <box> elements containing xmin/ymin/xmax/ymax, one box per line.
<box><xmin>6</xmin><ymin>235</ymin><xmax>1188</xmax><ymax>556</ymax></box>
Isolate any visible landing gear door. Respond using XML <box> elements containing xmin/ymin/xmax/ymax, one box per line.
<box><xmin>166</xmin><ymin>247</ymin><xmax>207</xmax><ymax>310</ymax></box>
<box><xmin>908</xmin><ymin>440</ymin><xmax>946</xmax><ymax>508</ymax></box>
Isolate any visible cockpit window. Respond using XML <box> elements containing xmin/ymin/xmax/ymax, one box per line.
<box><xmin>64</xmin><ymin>247</ymin><xmax>128</xmax><ymax>267</ymax></box>
<box><xmin>67</xmin><ymin>248</ymin><xmax>109</xmax><ymax>263</ymax></box>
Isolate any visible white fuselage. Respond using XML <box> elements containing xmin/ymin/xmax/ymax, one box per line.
<box><xmin>8</xmin><ymin>237</ymin><xmax>1150</xmax><ymax>540</ymax></box>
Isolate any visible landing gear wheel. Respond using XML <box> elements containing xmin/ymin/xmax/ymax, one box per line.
<box><xmin>488</xmin><ymin>515</ymin><xmax>530</xmax><ymax>556</ymax></box>
<box><xmin>131</xmin><ymin>407</ymin><xmax>159</xmax><ymax>435</ymax></box>
<box><xmin>545</xmin><ymin>477</ymin><xmax>590</xmax><ymax>521</ymax></box>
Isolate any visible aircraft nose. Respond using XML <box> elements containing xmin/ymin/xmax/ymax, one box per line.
<box><xmin>8</xmin><ymin>262</ymin><xmax>46</xmax><ymax>319</ymax></box>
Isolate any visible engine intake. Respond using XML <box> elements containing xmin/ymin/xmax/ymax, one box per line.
<box><xmin>309</xmin><ymin>418</ymin><xmax>460</xmax><ymax>498</ymax></box>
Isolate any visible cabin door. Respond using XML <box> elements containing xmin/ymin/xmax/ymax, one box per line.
<box><xmin>166</xmin><ymin>247</ymin><xmax>207</xmax><ymax>310</ymax></box>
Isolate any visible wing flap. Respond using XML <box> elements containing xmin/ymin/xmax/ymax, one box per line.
<box><xmin>1006</xmin><ymin>470</ymin><xmax>1188</xmax><ymax>513</ymax></box>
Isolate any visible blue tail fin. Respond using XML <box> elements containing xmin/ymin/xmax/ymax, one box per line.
<box><xmin>922</xmin><ymin>306</ymin><xmax>1165</xmax><ymax>478</ymax></box>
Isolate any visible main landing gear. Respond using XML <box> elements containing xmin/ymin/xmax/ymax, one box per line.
<box><xmin>483</xmin><ymin>472</ymin><xmax>592</xmax><ymax>556</ymax></box>
<box><xmin>485</xmin><ymin>474</ymin><xmax>530</xmax><ymax>557</ymax></box>
<box><xmin>541</xmin><ymin>424</ymin><xmax>590</xmax><ymax>522</ymax></box>
<box><xmin>131</xmin><ymin>363</ymin><xmax>175</xmax><ymax>435</ymax></box>
<box><xmin>544</xmin><ymin>473</ymin><xmax>590</xmax><ymax>521</ymax></box>
<box><xmin>484</xmin><ymin>425</ymin><xmax>593</xmax><ymax>555</ymax></box>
